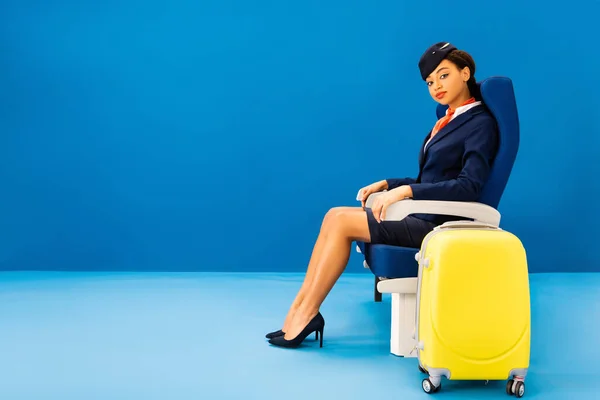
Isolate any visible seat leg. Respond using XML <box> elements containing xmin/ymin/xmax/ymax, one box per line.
<box><xmin>390</xmin><ymin>292</ymin><xmax>417</xmax><ymax>357</ymax></box>
<box><xmin>374</xmin><ymin>276</ymin><xmax>382</xmax><ymax>302</ymax></box>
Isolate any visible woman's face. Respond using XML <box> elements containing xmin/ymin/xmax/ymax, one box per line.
<box><xmin>425</xmin><ymin>59</ymin><xmax>470</xmax><ymax>108</ymax></box>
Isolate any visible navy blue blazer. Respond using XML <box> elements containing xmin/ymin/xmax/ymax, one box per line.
<box><xmin>386</xmin><ymin>104</ymin><xmax>499</xmax><ymax>225</ymax></box>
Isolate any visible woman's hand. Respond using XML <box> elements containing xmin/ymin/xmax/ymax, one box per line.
<box><xmin>357</xmin><ymin>180</ymin><xmax>388</xmax><ymax>208</ymax></box>
<box><xmin>370</xmin><ymin>185</ymin><xmax>413</xmax><ymax>223</ymax></box>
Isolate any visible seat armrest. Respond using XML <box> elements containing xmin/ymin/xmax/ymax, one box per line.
<box><xmin>364</xmin><ymin>193</ymin><xmax>500</xmax><ymax>226</ymax></box>
<box><xmin>377</xmin><ymin>277</ymin><xmax>418</xmax><ymax>294</ymax></box>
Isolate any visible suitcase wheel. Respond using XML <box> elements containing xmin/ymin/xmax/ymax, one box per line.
<box><xmin>506</xmin><ymin>379</ymin><xmax>525</xmax><ymax>398</ymax></box>
<box><xmin>506</xmin><ymin>380</ymin><xmax>514</xmax><ymax>395</ymax></box>
<box><xmin>422</xmin><ymin>378</ymin><xmax>441</xmax><ymax>394</ymax></box>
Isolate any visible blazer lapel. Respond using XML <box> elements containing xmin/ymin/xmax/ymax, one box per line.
<box><xmin>422</xmin><ymin>107</ymin><xmax>480</xmax><ymax>158</ymax></box>
<box><xmin>418</xmin><ymin>132</ymin><xmax>431</xmax><ymax>169</ymax></box>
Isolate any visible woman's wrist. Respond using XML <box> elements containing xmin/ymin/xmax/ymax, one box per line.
<box><xmin>399</xmin><ymin>185</ymin><xmax>413</xmax><ymax>199</ymax></box>
<box><xmin>389</xmin><ymin>185</ymin><xmax>412</xmax><ymax>201</ymax></box>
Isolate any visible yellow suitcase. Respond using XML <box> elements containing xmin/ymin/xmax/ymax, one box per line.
<box><xmin>414</xmin><ymin>221</ymin><xmax>530</xmax><ymax>397</ymax></box>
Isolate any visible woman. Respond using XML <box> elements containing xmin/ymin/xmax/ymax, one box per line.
<box><xmin>266</xmin><ymin>42</ymin><xmax>499</xmax><ymax>348</ymax></box>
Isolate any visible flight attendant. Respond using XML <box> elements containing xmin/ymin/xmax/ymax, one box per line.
<box><xmin>267</xmin><ymin>42</ymin><xmax>499</xmax><ymax>348</ymax></box>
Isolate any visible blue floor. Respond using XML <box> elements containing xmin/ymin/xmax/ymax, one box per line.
<box><xmin>0</xmin><ymin>271</ymin><xmax>598</xmax><ymax>399</ymax></box>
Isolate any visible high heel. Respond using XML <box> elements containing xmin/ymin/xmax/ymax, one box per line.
<box><xmin>265</xmin><ymin>329</ymin><xmax>285</xmax><ymax>339</ymax></box>
<box><xmin>268</xmin><ymin>312</ymin><xmax>325</xmax><ymax>348</ymax></box>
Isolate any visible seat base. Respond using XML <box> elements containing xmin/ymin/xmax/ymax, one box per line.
<box><xmin>390</xmin><ymin>292</ymin><xmax>417</xmax><ymax>357</ymax></box>
<box><xmin>378</xmin><ymin>278</ymin><xmax>419</xmax><ymax>357</ymax></box>
<box><xmin>356</xmin><ymin>243</ymin><xmax>420</xmax><ymax>357</ymax></box>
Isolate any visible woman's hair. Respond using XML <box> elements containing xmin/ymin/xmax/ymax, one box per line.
<box><xmin>445</xmin><ymin>50</ymin><xmax>481</xmax><ymax>100</ymax></box>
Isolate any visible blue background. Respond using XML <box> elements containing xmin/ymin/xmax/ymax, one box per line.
<box><xmin>0</xmin><ymin>0</ymin><xmax>598</xmax><ymax>273</ymax></box>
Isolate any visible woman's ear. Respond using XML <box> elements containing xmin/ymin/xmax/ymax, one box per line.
<box><xmin>462</xmin><ymin>66</ymin><xmax>471</xmax><ymax>82</ymax></box>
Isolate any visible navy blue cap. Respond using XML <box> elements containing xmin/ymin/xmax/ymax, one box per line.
<box><xmin>418</xmin><ymin>42</ymin><xmax>457</xmax><ymax>80</ymax></box>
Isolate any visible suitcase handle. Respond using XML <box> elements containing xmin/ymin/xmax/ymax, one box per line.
<box><xmin>434</xmin><ymin>220</ymin><xmax>500</xmax><ymax>231</ymax></box>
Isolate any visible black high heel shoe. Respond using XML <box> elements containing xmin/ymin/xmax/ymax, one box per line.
<box><xmin>266</xmin><ymin>329</ymin><xmax>322</xmax><ymax>340</ymax></box>
<box><xmin>268</xmin><ymin>312</ymin><xmax>325</xmax><ymax>348</ymax></box>
<box><xmin>265</xmin><ymin>329</ymin><xmax>285</xmax><ymax>339</ymax></box>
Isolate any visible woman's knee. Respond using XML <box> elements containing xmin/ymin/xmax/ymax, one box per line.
<box><xmin>324</xmin><ymin>207</ymin><xmax>342</xmax><ymax>222</ymax></box>
<box><xmin>332</xmin><ymin>208</ymin><xmax>372</xmax><ymax>240</ymax></box>
<box><xmin>323</xmin><ymin>207</ymin><xmax>364</xmax><ymax>232</ymax></box>
<box><xmin>323</xmin><ymin>207</ymin><xmax>356</xmax><ymax>228</ymax></box>
<box><xmin>321</xmin><ymin>208</ymin><xmax>337</xmax><ymax>232</ymax></box>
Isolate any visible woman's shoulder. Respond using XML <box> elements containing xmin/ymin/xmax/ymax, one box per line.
<box><xmin>467</xmin><ymin>104</ymin><xmax>498</xmax><ymax>129</ymax></box>
<box><xmin>469</xmin><ymin>103</ymin><xmax>493</xmax><ymax>118</ymax></box>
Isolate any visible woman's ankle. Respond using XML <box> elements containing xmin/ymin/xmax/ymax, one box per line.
<box><xmin>282</xmin><ymin>290</ymin><xmax>308</xmax><ymax>330</ymax></box>
<box><xmin>289</xmin><ymin>293</ymin><xmax>306</xmax><ymax>312</ymax></box>
<box><xmin>282</xmin><ymin>302</ymin><xmax>303</xmax><ymax>329</ymax></box>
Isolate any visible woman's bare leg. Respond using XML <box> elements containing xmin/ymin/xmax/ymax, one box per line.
<box><xmin>283</xmin><ymin>209</ymin><xmax>371</xmax><ymax>340</ymax></box>
<box><xmin>280</xmin><ymin>207</ymin><xmax>364</xmax><ymax>333</ymax></box>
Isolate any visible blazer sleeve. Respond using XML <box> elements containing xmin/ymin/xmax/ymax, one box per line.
<box><xmin>386</xmin><ymin>177</ymin><xmax>416</xmax><ymax>190</ymax></box>
<box><xmin>408</xmin><ymin>118</ymin><xmax>498</xmax><ymax>202</ymax></box>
